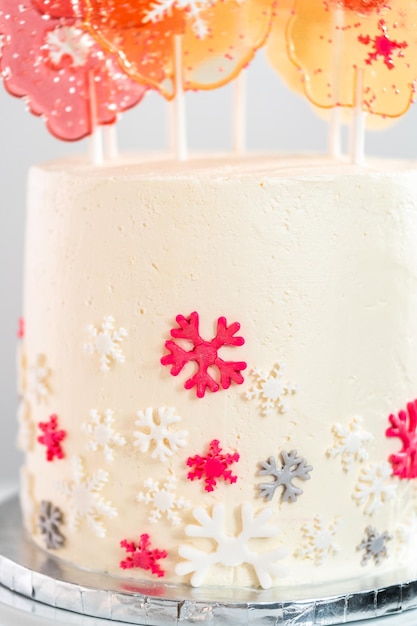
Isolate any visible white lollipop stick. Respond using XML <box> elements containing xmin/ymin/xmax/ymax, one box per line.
<box><xmin>328</xmin><ymin>107</ymin><xmax>342</xmax><ymax>159</ymax></box>
<box><xmin>103</xmin><ymin>124</ymin><xmax>119</xmax><ymax>160</ymax></box>
<box><xmin>173</xmin><ymin>35</ymin><xmax>187</xmax><ymax>161</ymax></box>
<box><xmin>233</xmin><ymin>71</ymin><xmax>246</xmax><ymax>153</ymax></box>
<box><xmin>87</xmin><ymin>70</ymin><xmax>104</xmax><ymax>165</ymax></box>
<box><xmin>350</xmin><ymin>68</ymin><xmax>366</xmax><ymax>166</ymax></box>
<box><xmin>328</xmin><ymin>7</ymin><xmax>344</xmax><ymax>158</ymax></box>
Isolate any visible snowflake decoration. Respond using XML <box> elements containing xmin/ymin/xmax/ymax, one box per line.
<box><xmin>120</xmin><ymin>533</ymin><xmax>168</xmax><ymax>577</ymax></box>
<box><xmin>17</xmin><ymin>317</ymin><xmax>25</xmax><ymax>340</ymax></box>
<box><xmin>82</xmin><ymin>409</ymin><xmax>126</xmax><ymax>463</ymax></box>
<box><xmin>358</xmin><ymin>19</ymin><xmax>408</xmax><ymax>71</ymax></box>
<box><xmin>295</xmin><ymin>515</ymin><xmax>340</xmax><ymax>566</ymax></box>
<box><xmin>59</xmin><ymin>456</ymin><xmax>117</xmax><ymax>538</ymax></box>
<box><xmin>37</xmin><ymin>414</ymin><xmax>66</xmax><ymax>462</ymax></box>
<box><xmin>133</xmin><ymin>406</ymin><xmax>188</xmax><ymax>462</ymax></box>
<box><xmin>44</xmin><ymin>25</ymin><xmax>94</xmax><ymax>68</ymax></box>
<box><xmin>327</xmin><ymin>416</ymin><xmax>373</xmax><ymax>472</ymax></box>
<box><xmin>161</xmin><ymin>311</ymin><xmax>247</xmax><ymax>398</ymax></box>
<box><xmin>38</xmin><ymin>500</ymin><xmax>65</xmax><ymax>550</ymax></box>
<box><xmin>84</xmin><ymin>316</ymin><xmax>128</xmax><ymax>372</ymax></box>
<box><xmin>357</xmin><ymin>525</ymin><xmax>392</xmax><ymax>566</ymax></box>
<box><xmin>186</xmin><ymin>439</ymin><xmax>240</xmax><ymax>492</ymax></box>
<box><xmin>28</xmin><ymin>354</ymin><xmax>51</xmax><ymax>403</ymax></box>
<box><xmin>258</xmin><ymin>450</ymin><xmax>312</xmax><ymax>503</ymax></box>
<box><xmin>17</xmin><ymin>399</ymin><xmax>35</xmax><ymax>452</ymax></box>
<box><xmin>176</xmin><ymin>502</ymin><xmax>288</xmax><ymax>589</ymax></box>
<box><xmin>20</xmin><ymin>467</ymin><xmax>37</xmax><ymax>534</ymax></box>
<box><xmin>244</xmin><ymin>363</ymin><xmax>297</xmax><ymax>416</ymax></box>
<box><xmin>386</xmin><ymin>399</ymin><xmax>417</xmax><ymax>479</ymax></box>
<box><xmin>353</xmin><ymin>463</ymin><xmax>397</xmax><ymax>516</ymax></box>
<box><xmin>142</xmin><ymin>0</ymin><xmax>211</xmax><ymax>39</ymax></box>
<box><xmin>137</xmin><ymin>474</ymin><xmax>191</xmax><ymax>525</ymax></box>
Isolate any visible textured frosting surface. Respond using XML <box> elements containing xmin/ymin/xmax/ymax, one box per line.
<box><xmin>18</xmin><ymin>154</ymin><xmax>417</xmax><ymax>589</ymax></box>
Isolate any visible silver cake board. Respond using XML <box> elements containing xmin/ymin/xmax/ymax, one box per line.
<box><xmin>1</xmin><ymin>494</ymin><xmax>417</xmax><ymax>625</ymax></box>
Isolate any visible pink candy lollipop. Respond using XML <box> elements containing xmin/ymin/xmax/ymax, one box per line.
<box><xmin>0</xmin><ymin>0</ymin><xmax>146</xmax><ymax>141</ymax></box>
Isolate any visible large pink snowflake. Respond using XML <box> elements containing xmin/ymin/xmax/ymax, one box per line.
<box><xmin>120</xmin><ymin>533</ymin><xmax>167</xmax><ymax>578</ymax></box>
<box><xmin>187</xmin><ymin>439</ymin><xmax>240</xmax><ymax>492</ymax></box>
<box><xmin>161</xmin><ymin>311</ymin><xmax>247</xmax><ymax>398</ymax></box>
<box><xmin>37</xmin><ymin>414</ymin><xmax>66</xmax><ymax>462</ymax></box>
<box><xmin>386</xmin><ymin>399</ymin><xmax>417</xmax><ymax>479</ymax></box>
<box><xmin>358</xmin><ymin>19</ymin><xmax>408</xmax><ymax>71</ymax></box>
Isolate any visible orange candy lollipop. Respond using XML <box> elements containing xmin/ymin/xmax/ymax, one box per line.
<box><xmin>285</xmin><ymin>0</ymin><xmax>417</xmax><ymax>118</ymax></box>
<box><xmin>83</xmin><ymin>0</ymin><xmax>274</xmax><ymax>99</ymax></box>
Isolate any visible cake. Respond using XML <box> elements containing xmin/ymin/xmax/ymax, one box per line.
<box><xmin>17</xmin><ymin>153</ymin><xmax>417</xmax><ymax>590</ymax></box>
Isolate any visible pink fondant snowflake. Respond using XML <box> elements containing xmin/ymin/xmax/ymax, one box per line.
<box><xmin>17</xmin><ymin>317</ymin><xmax>25</xmax><ymax>340</ymax></box>
<box><xmin>161</xmin><ymin>311</ymin><xmax>247</xmax><ymax>398</ymax></box>
<box><xmin>186</xmin><ymin>439</ymin><xmax>240</xmax><ymax>492</ymax></box>
<box><xmin>386</xmin><ymin>400</ymin><xmax>417</xmax><ymax>479</ymax></box>
<box><xmin>358</xmin><ymin>19</ymin><xmax>408</xmax><ymax>70</ymax></box>
<box><xmin>120</xmin><ymin>533</ymin><xmax>167</xmax><ymax>578</ymax></box>
<box><xmin>37</xmin><ymin>414</ymin><xmax>66</xmax><ymax>462</ymax></box>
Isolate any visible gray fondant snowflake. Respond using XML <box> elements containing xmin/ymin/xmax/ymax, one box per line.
<box><xmin>357</xmin><ymin>526</ymin><xmax>392</xmax><ymax>566</ymax></box>
<box><xmin>258</xmin><ymin>450</ymin><xmax>313</xmax><ymax>503</ymax></box>
<box><xmin>38</xmin><ymin>500</ymin><xmax>65</xmax><ymax>550</ymax></box>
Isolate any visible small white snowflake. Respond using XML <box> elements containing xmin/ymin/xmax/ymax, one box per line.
<box><xmin>16</xmin><ymin>399</ymin><xmax>35</xmax><ymax>452</ymax></box>
<box><xmin>353</xmin><ymin>462</ymin><xmax>397</xmax><ymax>516</ymax></box>
<box><xmin>82</xmin><ymin>409</ymin><xmax>126</xmax><ymax>463</ymax></box>
<box><xmin>142</xmin><ymin>0</ymin><xmax>212</xmax><ymax>38</ymax></box>
<box><xmin>84</xmin><ymin>316</ymin><xmax>128</xmax><ymax>372</ymax></box>
<box><xmin>45</xmin><ymin>25</ymin><xmax>94</xmax><ymax>68</ymax></box>
<box><xmin>59</xmin><ymin>456</ymin><xmax>117</xmax><ymax>538</ymax></box>
<box><xmin>295</xmin><ymin>515</ymin><xmax>340</xmax><ymax>566</ymax></box>
<box><xmin>20</xmin><ymin>467</ymin><xmax>37</xmax><ymax>535</ymax></box>
<box><xmin>133</xmin><ymin>406</ymin><xmax>188</xmax><ymax>462</ymax></box>
<box><xmin>27</xmin><ymin>354</ymin><xmax>51</xmax><ymax>403</ymax></box>
<box><xmin>327</xmin><ymin>416</ymin><xmax>373</xmax><ymax>472</ymax></box>
<box><xmin>244</xmin><ymin>363</ymin><xmax>296</xmax><ymax>416</ymax></box>
<box><xmin>137</xmin><ymin>474</ymin><xmax>191</xmax><ymax>525</ymax></box>
<box><xmin>176</xmin><ymin>502</ymin><xmax>289</xmax><ymax>589</ymax></box>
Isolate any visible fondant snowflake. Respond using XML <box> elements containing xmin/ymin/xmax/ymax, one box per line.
<box><xmin>143</xmin><ymin>0</ymin><xmax>210</xmax><ymax>38</ymax></box>
<box><xmin>386</xmin><ymin>399</ymin><xmax>417</xmax><ymax>479</ymax></box>
<box><xmin>295</xmin><ymin>515</ymin><xmax>341</xmax><ymax>566</ymax></box>
<box><xmin>38</xmin><ymin>500</ymin><xmax>65</xmax><ymax>550</ymax></box>
<box><xmin>17</xmin><ymin>399</ymin><xmax>35</xmax><ymax>452</ymax></box>
<box><xmin>186</xmin><ymin>439</ymin><xmax>240</xmax><ymax>492</ymax></box>
<box><xmin>37</xmin><ymin>414</ymin><xmax>66</xmax><ymax>462</ymax></box>
<box><xmin>176</xmin><ymin>502</ymin><xmax>288</xmax><ymax>589</ymax></box>
<box><xmin>327</xmin><ymin>416</ymin><xmax>373</xmax><ymax>472</ymax></box>
<box><xmin>82</xmin><ymin>409</ymin><xmax>126</xmax><ymax>463</ymax></box>
<box><xmin>28</xmin><ymin>354</ymin><xmax>51</xmax><ymax>403</ymax></box>
<box><xmin>358</xmin><ymin>19</ymin><xmax>408</xmax><ymax>70</ymax></box>
<box><xmin>20</xmin><ymin>467</ymin><xmax>37</xmax><ymax>534</ymax></box>
<box><xmin>353</xmin><ymin>463</ymin><xmax>397</xmax><ymax>516</ymax></box>
<box><xmin>133</xmin><ymin>406</ymin><xmax>188</xmax><ymax>462</ymax></box>
<box><xmin>120</xmin><ymin>533</ymin><xmax>168</xmax><ymax>577</ymax></box>
<box><xmin>258</xmin><ymin>450</ymin><xmax>312</xmax><ymax>503</ymax></box>
<box><xmin>59</xmin><ymin>456</ymin><xmax>117</xmax><ymax>538</ymax></box>
<box><xmin>84</xmin><ymin>316</ymin><xmax>128</xmax><ymax>372</ymax></box>
<box><xmin>137</xmin><ymin>474</ymin><xmax>191</xmax><ymax>525</ymax></box>
<box><xmin>357</xmin><ymin>526</ymin><xmax>392</xmax><ymax>566</ymax></box>
<box><xmin>161</xmin><ymin>311</ymin><xmax>247</xmax><ymax>398</ymax></box>
<box><xmin>44</xmin><ymin>25</ymin><xmax>93</xmax><ymax>68</ymax></box>
<box><xmin>245</xmin><ymin>363</ymin><xmax>297</xmax><ymax>416</ymax></box>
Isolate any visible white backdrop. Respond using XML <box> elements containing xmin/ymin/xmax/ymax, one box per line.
<box><xmin>1</xmin><ymin>51</ymin><xmax>417</xmax><ymax>481</ymax></box>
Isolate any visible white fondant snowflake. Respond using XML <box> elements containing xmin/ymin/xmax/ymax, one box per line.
<box><xmin>27</xmin><ymin>354</ymin><xmax>51</xmax><ymax>403</ymax></box>
<box><xmin>82</xmin><ymin>409</ymin><xmax>126</xmax><ymax>463</ymax></box>
<box><xmin>16</xmin><ymin>399</ymin><xmax>35</xmax><ymax>452</ymax></box>
<box><xmin>244</xmin><ymin>363</ymin><xmax>296</xmax><ymax>416</ymax></box>
<box><xmin>176</xmin><ymin>503</ymin><xmax>289</xmax><ymax>589</ymax></box>
<box><xmin>137</xmin><ymin>474</ymin><xmax>191</xmax><ymax>525</ymax></box>
<box><xmin>353</xmin><ymin>463</ymin><xmax>397</xmax><ymax>516</ymax></box>
<box><xmin>295</xmin><ymin>515</ymin><xmax>340</xmax><ymax>566</ymax></box>
<box><xmin>45</xmin><ymin>26</ymin><xmax>93</xmax><ymax>68</ymax></box>
<box><xmin>327</xmin><ymin>416</ymin><xmax>373</xmax><ymax>472</ymax></box>
<box><xmin>59</xmin><ymin>456</ymin><xmax>117</xmax><ymax>538</ymax></box>
<box><xmin>142</xmin><ymin>0</ymin><xmax>211</xmax><ymax>38</ymax></box>
<box><xmin>20</xmin><ymin>467</ymin><xmax>37</xmax><ymax>534</ymax></box>
<box><xmin>84</xmin><ymin>316</ymin><xmax>128</xmax><ymax>372</ymax></box>
<box><xmin>133</xmin><ymin>406</ymin><xmax>188</xmax><ymax>462</ymax></box>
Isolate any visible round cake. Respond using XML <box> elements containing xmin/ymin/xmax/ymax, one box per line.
<box><xmin>18</xmin><ymin>154</ymin><xmax>417</xmax><ymax>589</ymax></box>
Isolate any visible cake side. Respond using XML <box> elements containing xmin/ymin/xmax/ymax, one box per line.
<box><xmin>18</xmin><ymin>155</ymin><xmax>417</xmax><ymax>588</ymax></box>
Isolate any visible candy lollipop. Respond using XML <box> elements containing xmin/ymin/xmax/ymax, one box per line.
<box><xmin>0</xmin><ymin>0</ymin><xmax>146</xmax><ymax>147</ymax></box>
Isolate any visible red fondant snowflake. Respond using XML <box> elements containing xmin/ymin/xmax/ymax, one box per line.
<box><xmin>17</xmin><ymin>317</ymin><xmax>25</xmax><ymax>340</ymax></box>
<box><xmin>386</xmin><ymin>400</ymin><xmax>417</xmax><ymax>479</ymax></box>
<box><xmin>37</xmin><ymin>414</ymin><xmax>66</xmax><ymax>462</ymax></box>
<box><xmin>161</xmin><ymin>311</ymin><xmax>247</xmax><ymax>398</ymax></box>
<box><xmin>187</xmin><ymin>439</ymin><xmax>240</xmax><ymax>492</ymax></box>
<box><xmin>358</xmin><ymin>19</ymin><xmax>408</xmax><ymax>70</ymax></box>
<box><xmin>120</xmin><ymin>533</ymin><xmax>167</xmax><ymax>578</ymax></box>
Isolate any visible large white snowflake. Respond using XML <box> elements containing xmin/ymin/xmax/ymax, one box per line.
<box><xmin>295</xmin><ymin>514</ymin><xmax>340</xmax><ymax>566</ymax></box>
<box><xmin>353</xmin><ymin>462</ymin><xmax>397</xmax><ymax>516</ymax></box>
<box><xmin>45</xmin><ymin>26</ymin><xmax>94</xmax><ymax>68</ymax></box>
<box><xmin>176</xmin><ymin>503</ymin><xmax>288</xmax><ymax>589</ymax></box>
<box><xmin>137</xmin><ymin>474</ymin><xmax>191</xmax><ymax>525</ymax></box>
<box><xmin>142</xmin><ymin>0</ymin><xmax>212</xmax><ymax>38</ymax></box>
<box><xmin>82</xmin><ymin>409</ymin><xmax>126</xmax><ymax>463</ymax></box>
<box><xmin>59</xmin><ymin>456</ymin><xmax>117</xmax><ymax>538</ymax></box>
<box><xmin>84</xmin><ymin>316</ymin><xmax>128</xmax><ymax>372</ymax></box>
<box><xmin>327</xmin><ymin>416</ymin><xmax>373</xmax><ymax>472</ymax></box>
<box><xmin>133</xmin><ymin>406</ymin><xmax>188</xmax><ymax>462</ymax></box>
<box><xmin>27</xmin><ymin>354</ymin><xmax>51</xmax><ymax>403</ymax></box>
<box><xmin>244</xmin><ymin>363</ymin><xmax>296</xmax><ymax>416</ymax></box>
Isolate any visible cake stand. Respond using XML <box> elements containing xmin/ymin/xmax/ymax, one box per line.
<box><xmin>2</xmin><ymin>490</ymin><xmax>417</xmax><ymax>626</ymax></box>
